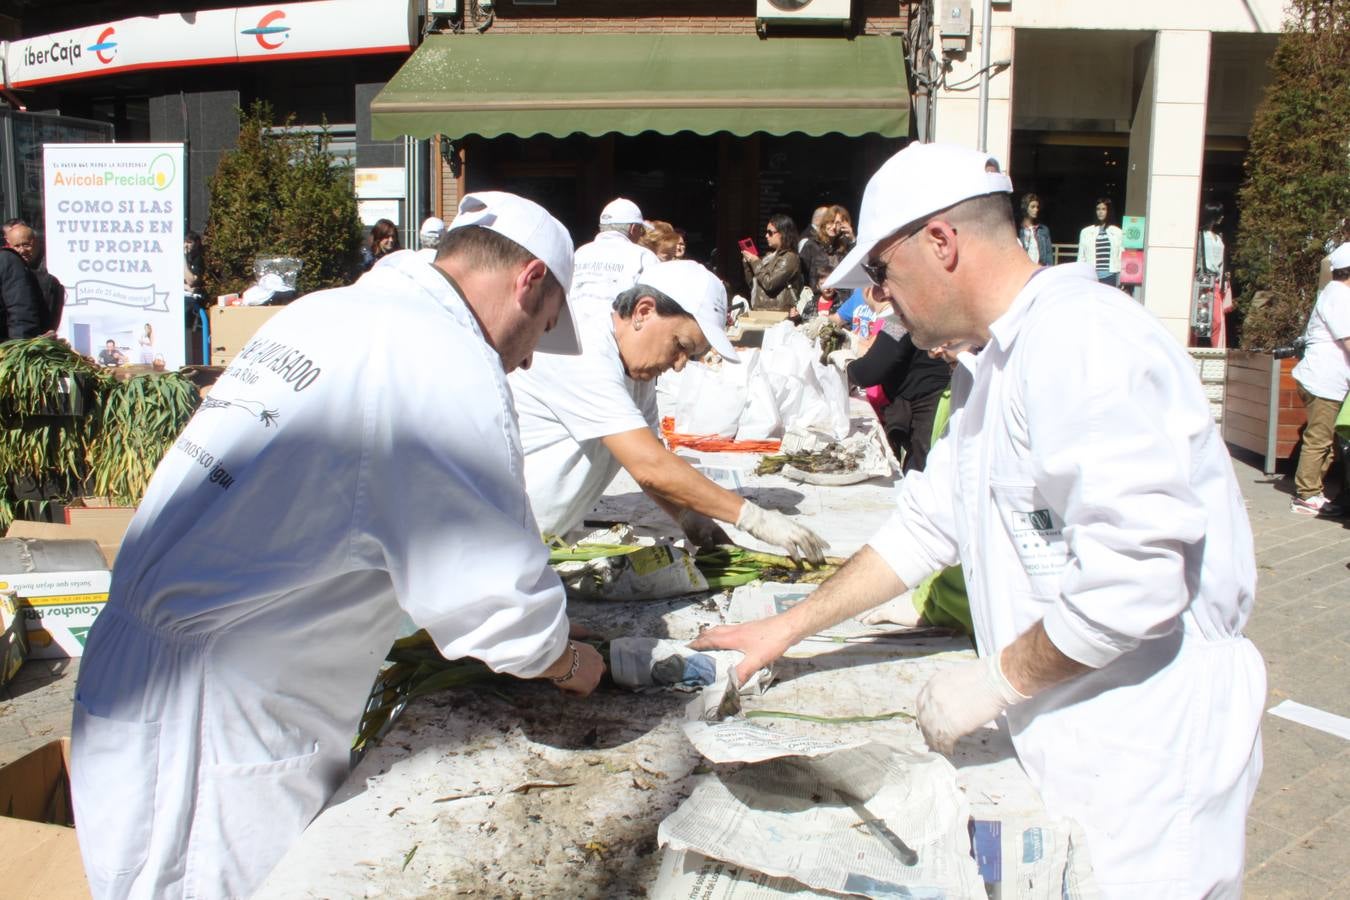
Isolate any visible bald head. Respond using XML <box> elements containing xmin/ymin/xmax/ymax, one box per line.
<box><xmin>4</xmin><ymin>221</ymin><xmax>35</xmax><ymax>264</ymax></box>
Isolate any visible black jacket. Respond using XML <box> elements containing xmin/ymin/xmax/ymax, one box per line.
<box><xmin>846</xmin><ymin>330</ymin><xmax>950</xmax><ymax>402</ymax></box>
<box><xmin>0</xmin><ymin>247</ymin><xmax>47</xmax><ymax>341</ymax></box>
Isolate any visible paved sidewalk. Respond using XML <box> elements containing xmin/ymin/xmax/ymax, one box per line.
<box><xmin>1234</xmin><ymin>452</ymin><xmax>1350</xmax><ymax>898</ymax></box>
<box><xmin>1</xmin><ymin>453</ymin><xmax>1346</xmax><ymax>894</ymax></box>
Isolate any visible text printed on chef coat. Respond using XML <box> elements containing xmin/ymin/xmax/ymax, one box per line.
<box><xmin>1007</xmin><ymin>506</ymin><xmax>1067</xmax><ymax>575</ymax></box>
<box><xmin>175</xmin><ymin>436</ymin><xmax>235</xmax><ymax>489</ymax></box>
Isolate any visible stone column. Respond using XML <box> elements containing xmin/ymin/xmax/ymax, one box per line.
<box><xmin>1139</xmin><ymin>29</ymin><xmax>1211</xmax><ymax>342</ymax></box>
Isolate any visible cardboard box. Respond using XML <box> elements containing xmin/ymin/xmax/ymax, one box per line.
<box><xmin>62</xmin><ymin>503</ymin><xmax>138</xmax><ymax>565</ymax></box>
<box><xmin>0</xmin><ymin>590</ymin><xmax>28</xmax><ymax>688</ymax></box>
<box><xmin>6</xmin><ymin>499</ymin><xmax>137</xmax><ymax>568</ymax></box>
<box><xmin>0</xmin><ymin>539</ymin><xmax>110</xmax><ymax>659</ymax></box>
<box><xmin>210</xmin><ymin>305</ymin><xmax>283</xmax><ymax>367</ymax></box>
<box><xmin>0</xmin><ymin>739</ymin><xmax>91</xmax><ymax>899</ymax></box>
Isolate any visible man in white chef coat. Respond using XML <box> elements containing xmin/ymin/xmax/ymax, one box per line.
<box><xmin>694</xmin><ymin>143</ymin><xmax>1266</xmax><ymax>897</ymax></box>
<box><xmin>512</xmin><ymin>259</ymin><xmax>827</xmax><ymax>562</ymax></box>
<box><xmin>71</xmin><ymin>191</ymin><xmax>605</xmax><ymax>900</ymax></box>
<box><xmin>570</xmin><ymin>197</ymin><xmax>660</xmax><ymax>310</ymax></box>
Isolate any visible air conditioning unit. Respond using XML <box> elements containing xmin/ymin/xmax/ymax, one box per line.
<box><xmin>756</xmin><ymin>0</ymin><xmax>852</xmax><ymax>26</ymax></box>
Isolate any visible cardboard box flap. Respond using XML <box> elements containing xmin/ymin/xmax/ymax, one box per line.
<box><xmin>0</xmin><ymin>738</ymin><xmax>74</xmax><ymax>826</ymax></box>
<box><xmin>0</xmin><ymin>818</ymin><xmax>90</xmax><ymax>899</ymax></box>
<box><xmin>63</xmin><ymin>506</ymin><xmax>137</xmax><ymax>561</ymax></box>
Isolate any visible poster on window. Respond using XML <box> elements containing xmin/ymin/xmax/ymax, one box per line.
<box><xmin>44</xmin><ymin>143</ymin><xmax>185</xmax><ymax>369</ymax></box>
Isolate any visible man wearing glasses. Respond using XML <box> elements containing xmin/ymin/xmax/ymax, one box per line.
<box><xmin>695</xmin><ymin>142</ymin><xmax>1265</xmax><ymax>897</ymax></box>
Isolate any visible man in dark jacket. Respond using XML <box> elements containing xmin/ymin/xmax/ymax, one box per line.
<box><xmin>0</xmin><ymin>240</ymin><xmax>47</xmax><ymax>342</ymax></box>
<box><xmin>4</xmin><ymin>219</ymin><xmax>63</xmax><ymax>332</ymax></box>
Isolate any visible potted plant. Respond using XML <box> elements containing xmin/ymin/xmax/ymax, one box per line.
<box><xmin>0</xmin><ymin>338</ymin><xmax>201</xmax><ymax>531</ymax></box>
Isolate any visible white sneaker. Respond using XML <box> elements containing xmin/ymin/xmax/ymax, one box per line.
<box><xmin>1290</xmin><ymin>494</ymin><xmax>1345</xmax><ymax>517</ymax></box>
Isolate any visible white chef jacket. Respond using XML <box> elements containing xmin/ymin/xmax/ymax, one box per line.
<box><xmin>70</xmin><ymin>250</ymin><xmax>569</xmax><ymax>900</ymax></box>
<box><xmin>511</xmin><ymin>307</ymin><xmax>658</xmax><ymax>536</ymax></box>
<box><xmin>1291</xmin><ymin>279</ymin><xmax>1350</xmax><ymax>401</ymax></box>
<box><xmin>570</xmin><ymin>231</ymin><xmax>660</xmax><ymax>310</ymax></box>
<box><xmin>869</xmin><ymin>264</ymin><xmax>1265</xmax><ymax>897</ymax></box>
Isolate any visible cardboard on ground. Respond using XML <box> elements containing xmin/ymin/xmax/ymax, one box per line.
<box><xmin>0</xmin><ymin>738</ymin><xmax>91</xmax><ymax>899</ymax></box>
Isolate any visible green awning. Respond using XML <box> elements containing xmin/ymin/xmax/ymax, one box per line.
<box><xmin>371</xmin><ymin>33</ymin><xmax>909</xmax><ymax>140</ymax></box>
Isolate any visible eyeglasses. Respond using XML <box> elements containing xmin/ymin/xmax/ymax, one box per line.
<box><xmin>860</xmin><ymin>220</ymin><xmax>951</xmax><ymax>288</ymax></box>
<box><xmin>765</xmin><ymin>228</ymin><xmax>778</xmax><ymax>236</ymax></box>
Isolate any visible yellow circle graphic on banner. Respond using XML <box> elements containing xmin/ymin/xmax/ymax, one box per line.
<box><xmin>148</xmin><ymin>153</ymin><xmax>176</xmax><ymax>191</ymax></box>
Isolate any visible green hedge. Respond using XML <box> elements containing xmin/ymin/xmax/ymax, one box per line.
<box><xmin>1234</xmin><ymin>0</ymin><xmax>1350</xmax><ymax>350</ymax></box>
<box><xmin>204</xmin><ymin>102</ymin><xmax>362</xmax><ymax>299</ymax></box>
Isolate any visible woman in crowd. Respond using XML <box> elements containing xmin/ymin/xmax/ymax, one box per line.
<box><xmin>1018</xmin><ymin>194</ymin><xmax>1052</xmax><ymax>265</ymax></box>
<box><xmin>1077</xmin><ymin>197</ymin><xmax>1123</xmax><ymax>286</ymax></box>
<box><xmin>640</xmin><ymin>220</ymin><xmax>681</xmax><ymax>262</ymax></box>
<box><xmin>799</xmin><ymin>211</ymin><xmax>835</xmax><ymax>306</ymax></box>
<box><xmin>361</xmin><ymin>219</ymin><xmax>400</xmax><ymax>272</ymax></box>
<box><xmin>741</xmin><ymin>214</ymin><xmax>804</xmax><ymax>313</ymax></box>
<box><xmin>184</xmin><ymin>231</ymin><xmax>205</xmax><ymax>296</ymax></box>
<box><xmin>825</xmin><ymin>205</ymin><xmax>855</xmax><ymax>263</ymax></box>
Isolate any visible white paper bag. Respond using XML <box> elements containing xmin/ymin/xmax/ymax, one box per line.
<box><xmin>673</xmin><ymin>361</ymin><xmax>746</xmax><ymax>437</ymax></box>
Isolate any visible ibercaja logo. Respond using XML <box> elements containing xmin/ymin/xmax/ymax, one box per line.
<box><xmin>89</xmin><ymin>27</ymin><xmax>118</xmax><ymax>65</ymax></box>
<box><xmin>241</xmin><ymin>11</ymin><xmax>290</xmax><ymax>50</ymax></box>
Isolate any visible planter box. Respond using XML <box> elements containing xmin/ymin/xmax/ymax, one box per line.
<box><xmin>1222</xmin><ymin>350</ymin><xmax>1307</xmax><ymax>474</ymax></box>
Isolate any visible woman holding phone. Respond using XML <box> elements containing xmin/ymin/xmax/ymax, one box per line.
<box><xmin>741</xmin><ymin>214</ymin><xmax>804</xmax><ymax>313</ymax></box>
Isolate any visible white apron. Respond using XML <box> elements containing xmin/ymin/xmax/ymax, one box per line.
<box><xmin>71</xmin><ymin>252</ymin><xmax>569</xmax><ymax>898</ymax></box>
<box><xmin>870</xmin><ymin>265</ymin><xmax>1265</xmax><ymax>896</ymax></box>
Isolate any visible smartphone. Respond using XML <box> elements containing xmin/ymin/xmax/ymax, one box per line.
<box><xmin>738</xmin><ymin>237</ymin><xmax>758</xmax><ymax>257</ymax></box>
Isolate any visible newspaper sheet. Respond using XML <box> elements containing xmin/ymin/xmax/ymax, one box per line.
<box><xmin>652</xmin><ymin>848</ymin><xmax>836</xmax><ymax>899</ymax></box>
<box><xmin>682</xmin><ymin>719</ymin><xmax>871</xmax><ymax>765</ymax></box>
<box><xmin>970</xmin><ymin>815</ymin><xmax>1100</xmax><ymax>900</ymax></box>
<box><xmin>658</xmin><ymin>722</ymin><xmax>985</xmax><ymax>898</ymax></box>
<box><xmin>558</xmin><ymin>543</ymin><xmax>708</xmax><ymax>600</ymax></box>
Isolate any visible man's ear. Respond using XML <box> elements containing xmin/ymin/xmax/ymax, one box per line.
<box><xmin>515</xmin><ymin>258</ymin><xmax>550</xmax><ymax>314</ymax></box>
<box><xmin>928</xmin><ymin>220</ymin><xmax>960</xmax><ymax>272</ymax></box>
<box><xmin>631</xmin><ymin>294</ymin><xmax>657</xmax><ymax>326</ymax></box>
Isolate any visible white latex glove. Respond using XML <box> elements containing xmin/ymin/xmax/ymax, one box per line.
<box><xmin>916</xmin><ymin>652</ymin><xmax>1029</xmax><ymax>754</ymax></box>
<box><xmin>801</xmin><ymin>316</ymin><xmax>831</xmax><ymax>340</ymax></box>
<box><xmin>827</xmin><ymin>348</ymin><xmax>857</xmax><ymax>371</ymax></box>
<box><xmin>735</xmin><ymin>501</ymin><xmax>829</xmax><ymax>564</ymax></box>
<box><xmin>676</xmin><ymin>508</ymin><xmax>732</xmax><ymax>548</ymax></box>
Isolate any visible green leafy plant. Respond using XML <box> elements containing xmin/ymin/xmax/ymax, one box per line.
<box><xmin>1233</xmin><ymin>0</ymin><xmax>1350</xmax><ymax>349</ymax></box>
<box><xmin>0</xmin><ymin>338</ymin><xmax>202</xmax><ymax>529</ymax></box>
<box><xmin>204</xmin><ymin>101</ymin><xmax>362</xmax><ymax>299</ymax></box>
<box><xmin>88</xmin><ymin>373</ymin><xmax>201</xmax><ymax>506</ymax></box>
<box><xmin>0</xmin><ymin>338</ymin><xmax>102</xmax><ymax>528</ymax></box>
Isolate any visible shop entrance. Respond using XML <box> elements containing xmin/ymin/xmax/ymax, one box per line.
<box><xmin>465</xmin><ymin>130</ymin><xmax>904</xmax><ymax>292</ymax></box>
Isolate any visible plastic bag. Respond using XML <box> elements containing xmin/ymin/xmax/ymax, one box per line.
<box><xmin>673</xmin><ymin>360</ymin><xmax>746</xmax><ymax>437</ymax></box>
<box><xmin>734</xmin><ymin>349</ymin><xmax>782</xmax><ymax>441</ymax></box>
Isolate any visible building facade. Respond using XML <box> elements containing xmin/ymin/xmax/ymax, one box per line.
<box><xmin>2</xmin><ymin>2</ymin><xmax>419</xmax><ymax>240</ymax></box>
<box><xmin>930</xmin><ymin>0</ymin><xmax>1286</xmax><ymax>343</ymax></box>
<box><xmin>5</xmin><ymin>0</ymin><xmax>1290</xmax><ymax>332</ymax></box>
